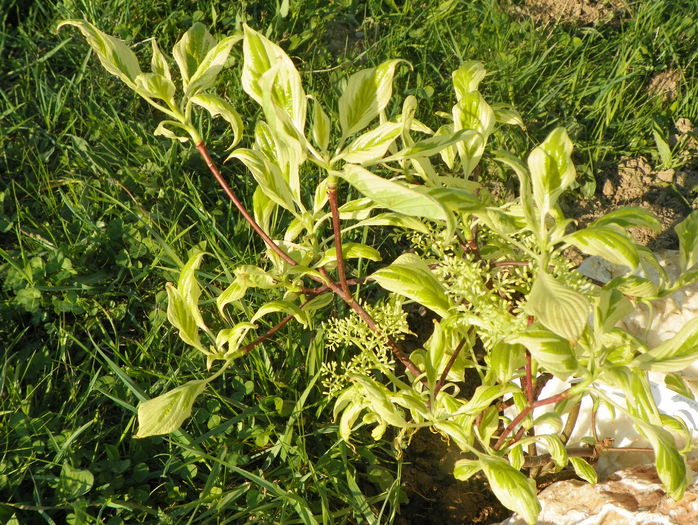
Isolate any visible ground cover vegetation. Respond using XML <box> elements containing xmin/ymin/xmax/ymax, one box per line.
<box><xmin>2</xmin><ymin>1</ymin><xmax>697</xmax><ymax>524</ymax></box>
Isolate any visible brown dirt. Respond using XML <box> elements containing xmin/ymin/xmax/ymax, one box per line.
<box><xmin>510</xmin><ymin>0</ymin><xmax>631</xmax><ymax>25</ymax></box>
<box><xmin>647</xmin><ymin>68</ymin><xmax>683</xmax><ymax>102</ymax></box>
<box><xmin>562</xmin><ymin>119</ymin><xmax>698</xmax><ymax>249</ymax></box>
<box><xmin>397</xmin><ymin>430</ymin><xmax>512</xmax><ymax>525</ymax></box>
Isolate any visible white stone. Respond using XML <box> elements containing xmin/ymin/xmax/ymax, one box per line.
<box><xmin>500</xmin><ymin>463</ymin><xmax>698</xmax><ymax>525</ymax></box>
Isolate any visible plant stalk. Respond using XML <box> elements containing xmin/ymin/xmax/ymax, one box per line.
<box><xmin>328</xmin><ymin>184</ymin><xmax>351</xmax><ymax>297</ymax></box>
<box><xmin>433</xmin><ymin>339</ymin><xmax>466</xmax><ymax>397</ymax></box>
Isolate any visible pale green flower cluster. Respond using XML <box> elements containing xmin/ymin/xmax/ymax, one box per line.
<box><xmin>321</xmin><ymin>299</ymin><xmax>411</xmax><ymax>396</ymax></box>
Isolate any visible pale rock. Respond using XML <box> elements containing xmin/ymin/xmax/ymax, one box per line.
<box><xmin>500</xmin><ymin>462</ymin><xmax>698</xmax><ymax>525</ymax></box>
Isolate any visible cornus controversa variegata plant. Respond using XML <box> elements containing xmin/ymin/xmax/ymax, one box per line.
<box><xmin>59</xmin><ymin>19</ymin><xmax>698</xmax><ymax>524</ymax></box>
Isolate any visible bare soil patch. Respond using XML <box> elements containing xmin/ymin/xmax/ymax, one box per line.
<box><xmin>511</xmin><ymin>0</ymin><xmax>631</xmax><ymax>25</ymax></box>
<box><xmin>562</xmin><ymin>119</ymin><xmax>698</xmax><ymax>249</ymax></box>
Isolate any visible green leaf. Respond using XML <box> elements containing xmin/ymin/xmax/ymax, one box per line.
<box><xmin>452</xmin><ymin>61</ymin><xmax>486</xmax><ymax>99</ymax></box>
<box><xmin>525</xmin><ymin>271</ymin><xmax>591</xmax><ymax>342</ymax></box>
<box><xmin>508</xmin><ymin>328</ymin><xmax>579</xmax><ymax>379</ymax></box>
<box><xmin>57</xmin><ymin>463</ymin><xmax>94</xmax><ymax>500</ymax></box>
<box><xmin>633</xmin><ymin>419</ymin><xmax>688</xmax><ymax>500</ymax></box>
<box><xmin>337</xmin><ymin>164</ymin><xmax>453</xmax><ymax>225</ymax></box>
<box><xmin>453</xmin><ymin>458</ymin><xmax>482</xmax><ymax>481</ymax></box>
<box><xmin>346</xmin><ymin>212</ymin><xmax>430</xmax><ymax>234</ymax></box>
<box><xmin>227</xmin><ymin>148</ymin><xmax>296</xmax><ymax>213</ymax></box>
<box><xmin>215</xmin><ymin>322</ymin><xmax>256</xmax><ymax>358</ymax></box>
<box><xmin>134</xmin><ymin>72</ymin><xmax>175</xmax><ymax>102</ymax></box>
<box><xmin>172</xmin><ymin>22</ymin><xmax>216</xmax><ymax>90</ymax></box>
<box><xmin>177</xmin><ymin>251</ymin><xmax>207</xmax><ymax>331</ymax></box>
<box><xmin>675</xmin><ymin>211</ymin><xmax>698</xmax><ymax>271</ymax></box>
<box><xmin>458</xmin><ymin>384</ymin><xmax>518</xmax><ymax>415</ymax></box>
<box><xmin>488</xmin><ymin>341</ymin><xmax>525</xmax><ymax>383</ymax></box>
<box><xmin>134</xmin><ymin>380</ymin><xmax>207</xmax><ymax>438</ymax></box>
<box><xmin>251</xmin><ymin>300</ymin><xmax>309</xmax><ymax>328</ymax></box>
<box><xmin>58</xmin><ymin>20</ymin><xmax>141</xmax><ymax>89</ymax></box>
<box><xmin>536</xmin><ymin>434</ymin><xmax>567</xmax><ymax>468</ymax></box>
<box><xmin>479</xmin><ymin>455</ymin><xmax>541</xmax><ymax>525</ymax></box>
<box><xmin>653</xmin><ymin>126</ymin><xmax>673</xmax><ymax>169</ymax></box>
<box><xmin>632</xmin><ymin>318</ymin><xmax>698</xmax><ymax>372</ymax></box>
<box><xmin>592</xmin><ymin>207</ymin><xmax>661</xmax><ymax>231</ymax></box>
<box><xmin>311</xmin><ymin>98</ymin><xmax>331</xmax><ymax>151</ymax></box>
<box><xmin>452</xmin><ymin>92</ymin><xmax>495</xmax><ymax>176</ymax></box>
<box><xmin>425</xmin><ymin>186</ymin><xmax>482</xmax><ymax>214</ymax></box>
<box><xmin>381</xmin><ymin>129</ymin><xmax>476</xmax><ymax>164</ymax></box>
<box><xmin>166</xmin><ymin>283</ymin><xmax>205</xmax><ymax>353</ymax></box>
<box><xmin>242</xmin><ymin>24</ymin><xmax>306</xmax><ymax>131</ymax></box>
<box><xmin>371</xmin><ymin>253</ymin><xmax>450</xmax><ymax>317</ymax></box>
<box><xmin>186</xmin><ymin>34</ymin><xmax>241</xmax><ymax>96</ymax></box>
<box><xmin>315</xmin><ymin>242</ymin><xmax>382</xmax><ymax>268</ymax></box>
<box><xmin>493</xmin><ymin>150</ymin><xmax>536</xmax><ymax>228</ymax></box>
<box><xmin>606</xmin><ymin>274</ymin><xmax>659</xmax><ymax>298</ymax></box>
<box><xmin>154</xmin><ymin>120</ymin><xmax>191</xmax><ymax>142</ymax></box>
<box><xmin>492</xmin><ymin>103</ymin><xmax>525</xmax><ymax>128</ymax></box>
<box><xmin>569</xmin><ymin>457</ymin><xmax>598</xmax><ymax>484</ymax></box>
<box><xmin>339</xmin><ymin>401</ymin><xmax>364</xmax><ymax>442</ymax></box>
<box><xmin>565</xmin><ymin>226</ymin><xmax>639</xmax><ymax>269</ymax></box>
<box><xmin>191</xmin><ymin>93</ymin><xmax>243</xmax><ymax>148</ymax></box>
<box><xmin>150</xmin><ymin>39</ymin><xmax>171</xmax><ymax>81</ymax></box>
<box><xmin>217</xmin><ymin>279</ymin><xmax>247</xmax><ymax>317</ymax></box>
<box><xmin>336</xmin><ymin>122</ymin><xmax>402</xmax><ymax>164</ymax></box>
<box><xmin>353</xmin><ymin>375</ymin><xmax>405</xmax><ymax>427</ymax></box>
<box><xmin>338</xmin><ymin>59</ymin><xmax>405</xmax><ymax>138</ymax></box>
<box><xmin>594</xmin><ymin>288</ymin><xmax>634</xmax><ymax>333</ymax></box>
<box><xmin>527</xmin><ymin>127</ymin><xmax>576</xmax><ymax>216</ymax></box>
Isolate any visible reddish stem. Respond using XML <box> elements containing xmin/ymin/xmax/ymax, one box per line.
<box><xmin>494</xmin><ymin>389</ymin><xmax>570</xmax><ymax>450</ymax></box>
<box><xmin>196</xmin><ymin>142</ymin><xmax>298</xmax><ymax>268</ymax></box>
<box><xmin>195</xmin><ymin>142</ymin><xmax>423</xmax><ymax>381</ymax></box>
<box><xmin>240</xmin><ymin>314</ymin><xmax>295</xmax><ymax>355</ymax></box>
<box><xmin>433</xmin><ymin>339</ymin><xmax>466</xmax><ymax>397</ymax></box>
<box><xmin>328</xmin><ymin>185</ymin><xmax>350</xmax><ymax>297</ymax></box>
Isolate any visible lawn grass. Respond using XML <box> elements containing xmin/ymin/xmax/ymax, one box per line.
<box><xmin>1</xmin><ymin>0</ymin><xmax>696</xmax><ymax>523</ymax></box>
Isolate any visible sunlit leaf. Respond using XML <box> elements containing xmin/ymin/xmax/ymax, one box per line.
<box><xmin>569</xmin><ymin>457</ymin><xmax>597</xmax><ymax>484</ymax></box>
<box><xmin>186</xmin><ymin>34</ymin><xmax>241</xmax><ymax>95</ymax></box>
<box><xmin>191</xmin><ymin>93</ymin><xmax>243</xmax><ymax>148</ymax></box>
<box><xmin>250</xmin><ymin>300</ymin><xmax>309</xmax><ymax>328</ymax></box>
<box><xmin>527</xmin><ymin>127</ymin><xmax>575</xmax><ymax>216</ymax></box>
<box><xmin>632</xmin><ymin>318</ymin><xmax>698</xmax><ymax>372</ymax></box>
<box><xmin>565</xmin><ymin>226</ymin><xmax>639</xmax><ymax>269</ymax></box>
<box><xmin>312</xmin><ymin>98</ymin><xmax>331</xmax><ymax>151</ymax></box>
<box><xmin>479</xmin><ymin>455</ymin><xmax>541</xmax><ymax>525</ymax></box>
<box><xmin>337</xmin><ymin>164</ymin><xmax>452</xmax><ymax>226</ymax></box>
<box><xmin>134</xmin><ymin>72</ymin><xmax>175</xmax><ymax>102</ymax></box>
<box><xmin>172</xmin><ymin>22</ymin><xmax>216</xmax><ymax>90</ymax></box>
<box><xmin>58</xmin><ymin>20</ymin><xmax>141</xmax><ymax>89</ymax></box>
<box><xmin>135</xmin><ymin>380</ymin><xmax>207</xmax><ymax>438</ymax></box>
<box><xmin>452</xmin><ymin>61</ymin><xmax>486</xmax><ymax>99</ymax></box>
<box><xmin>338</xmin><ymin>59</ymin><xmax>405</xmax><ymax>138</ymax></box>
<box><xmin>592</xmin><ymin>207</ymin><xmax>661</xmax><ymax>231</ymax></box>
<box><xmin>508</xmin><ymin>328</ymin><xmax>578</xmax><ymax>379</ymax></box>
<box><xmin>336</xmin><ymin>122</ymin><xmax>402</xmax><ymax>164</ymax></box>
<box><xmin>676</xmin><ymin>211</ymin><xmax>698</xmax><ymax>272</ymax></box>
<box><xmin>242</xmin><ymin>24</ymin><xmax>306</xmax><ymax>131</ymax></box>
<box><xmin>371</xmin><ymin>253</ymin><xmax>450</xmax><ymax>317</ymax></box>
<box><xmin>525</xmin><ymin>271</ymin><xmax>590</xmax><ymax>342</ymax></box>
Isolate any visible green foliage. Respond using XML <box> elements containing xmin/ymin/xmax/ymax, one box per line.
<box><xmin>57</xmin><ymin>17</ymin><xmax>698</xmax><ymax>524</ymax></box>
<box><xmin>5</xmin><ymin>1</ymin><xmax>698</xmax><ymax>523</ymax></box>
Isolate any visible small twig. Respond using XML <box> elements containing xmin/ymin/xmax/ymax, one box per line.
<box><xmin>561</xmin><ymin>401</ymin><xmax>582</xmax><ymax>445</ymax></box>
<box><xmin>494</xmin><ymin>389</ymin><xmax>571</xmax><ymax>450</ymax></box>
<box><xmin>328</xmin><ymin>185</ymin><xmax>351</xmax><ymax>297</ymax></box>
<box><xmin>296</xmin><ymin>277</ymin><xmax>366</xmax><ymax>295</ymax></box>
<box><xmin>240</xmin><ymin>314</ymin><xmax>295</xmax><ymax>356</ymax></box>
<box><xmin>433</xmin><ymin>339</ymin><xmax>466</xmax><ymax>397</ymax></box>
<box><xmin>196</xmin><ymin>142</ymin><xmax>300</xmax><ymax>269</ymax></box>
